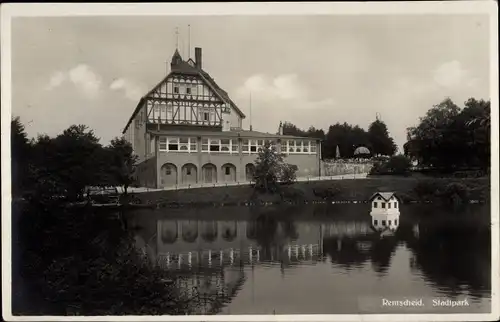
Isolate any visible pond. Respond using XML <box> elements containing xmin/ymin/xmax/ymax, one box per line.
<box><xmin>126</xmin><ymin>203</ymin><xmax>491</xmax><ymax>315</ymax></box>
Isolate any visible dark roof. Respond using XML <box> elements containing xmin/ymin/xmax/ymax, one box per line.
<box><xmin>147</xmin><ymin>129</ymin><xmax>319</xmax><ymax>140</ymax></box>
<box><xmin>369</xmin><ymin>192</ymin><xmax>398</xmax><ymax>202</ymax></box>
<box><xmin>122</xmin><ymin>49</ymin><xmax>246</xmax><ymax>134</ymax></box>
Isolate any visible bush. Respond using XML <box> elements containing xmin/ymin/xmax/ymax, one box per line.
<box><xmin>386</xmin><ymin>155</ymin><xmax>412</xmax><ymax>175</ymax></box>
<box><xmin>312</xmin><ymin>184</ymin><xmax>341</xmax><ymax>199</ymax></box>
<box><xmin>17</xmin><ymin>205</ymin><xmax>196</xmax><ymax>315</ymax></box>
<box><xmin>369</xmin><ymin>155</ymin><xmax>411</xmax><ymax>176</ymax></box>
<box><xmin>413</xmin><ymin>180</ymin><xmax>440</xmax><ymax>201</ymax></box>
<box><xmin>440</xmin><ymin>182</ymin><xmax>471</xmax><ymax>205</ymax></box>
<box><xmin>280</xmin><ymin>163</ymin><xmax>298</xmax><ymax>185</ymax></box>
<box><xmin>279</xmin><ymin>187</ymin><xmax>305</xmax><ymax>202</ymax></box>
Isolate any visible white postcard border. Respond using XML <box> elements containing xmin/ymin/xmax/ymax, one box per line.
<box><xmin>1</xmin><ymin>1</ymin><xmax>498</xmax><ymax>321</ymax></box>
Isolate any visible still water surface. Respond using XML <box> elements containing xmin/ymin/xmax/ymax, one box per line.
<box><xmin>127</xmin><ymin>204</ymin><xmax>491</xmax><ymax>315</ymax></box>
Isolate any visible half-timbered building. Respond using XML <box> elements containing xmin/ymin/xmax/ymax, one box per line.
<box><xmin>122</xmin><ymin>46</ymin><xmax>321</xmax><ymax>188</ymax></box>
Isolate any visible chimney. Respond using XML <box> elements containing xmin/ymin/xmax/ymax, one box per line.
<box><xmin>195</xmin><ymin>47</ymin><xmax>202</xmax><ymax>69</ymax></box>
<box><xmin>278</xmin><ymin>121</ymin><xmax>283</xmax><ymax>135</ymax></box>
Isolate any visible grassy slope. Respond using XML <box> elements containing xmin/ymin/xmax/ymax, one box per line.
<box><xmin>135</xmin><ymin>176</ymin><xmax>490</xmax><ymax>204</ymax></box>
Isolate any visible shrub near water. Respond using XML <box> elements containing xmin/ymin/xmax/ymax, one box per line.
<box><xmin>413</xmin><ymin>180</ymin><xmax>474</xmax><ymax>205</ymax></box>
<box><xmin>18</xmin><ymin>204</ymin><xmax>195</xmax><ymax>315</ymax></box>
<box><xmin>441</xmin><ymin>182</ymin><xmax>471</xmax><ymax>205</ymax></box>
<box><xmin>369</xmin><ymin>155</ymin><xmax>411</xmax><ymax>176</ymax></box>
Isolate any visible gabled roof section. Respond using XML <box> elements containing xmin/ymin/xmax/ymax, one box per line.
<box><xmin>199</xmin><ymin>70</ymin><xmax>246</xmax><ymax>119</ymax></box>
<box><xmin>369</xmin><ymin>192</ymin><xmax>398</xmax><ymax>202</ymax></box>
<box><xmin>122</xmin><ymin>49</ymin><xmax>246</xmax><ymax>134</ymax></box>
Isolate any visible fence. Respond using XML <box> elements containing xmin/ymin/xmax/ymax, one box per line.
<box><xmin>321</xmin><ymin>161</ymin><xmax>374</xmax><ymax>177</ymax></box>
<box><xmin>126</xmin><ymin>173</ymin><xmax>369</xmax><ymax>194</ymax></box>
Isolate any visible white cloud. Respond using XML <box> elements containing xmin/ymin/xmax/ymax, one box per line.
<box><xmin>433</xmin><ymin>60</ymin><xmax>478</xmax><ymax>89</ymax></box>
<box><xmin>68</xmin><ymin>64</ymin><xmax>102</xmax><ymax>98</ymax></box>
<box><xmin>109</xmin><ymin>78</ymin><xmax>144</xmax><ymax>101</ymax></box>
<box><xmin>44</xmin><ymin>64</ymin><xmax>102</xmax><ymax>99</ymax></box>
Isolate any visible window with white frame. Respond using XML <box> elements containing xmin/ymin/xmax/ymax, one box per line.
<box><xmin>158</xmin><ymin>137</ymin><xmax>197</xmax><ymax>152</ymax></box>
<box><xmin>311</xmin><ymin>141</ymin><xmax>317</xmax><ymax>152</ymax></box>
<box><xmin>242</xmin><ymin>139</ymin><xmax>276</xmax><ymax>154</ymax></box>
<box><xmin>209</xmin><ymin>139</ymin><xmax>221</xmax><ymax>152</ymax></box>
<box><xmin>221</xmin><ymin>139</ymin><xmax>230</xmax><ymax>152</ymax></box>
<box><xmin>281</xmin><ymin>141</ymin><xmax>287</xmax><ymax>153</ymax></box>
<box><xmin>232</xmin><ymin>140</ymin><xmax>239</xmax><ymax>152</ymax></box>
<box><xmin>159</xmin><ymin>137</ymin><xmax>167</xmax><ymax>151</ymax></box>
<box><xmin>202</xmin><ymin>138</ymin><xmax>209</xmax><ymax>151</ymax></box>
<box><xmin>284</xmin><ymin>140</ymin><xmax>315</xmax><ymax>154</ymax></box>
<box><xmin>201</xmin><ymin>138</ymin><xmax>239</xmax><ymax>153</ymax></box>
<box><xmin>199</xmin><ymin>108</ymin><xmax>212</xmax><ymax>123</ymax></box>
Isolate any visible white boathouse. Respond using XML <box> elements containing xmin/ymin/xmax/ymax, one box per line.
<box><xmin>369</xmin><ymin>192</ymin><xmax>400</xmax><ymax>231</ymax></box>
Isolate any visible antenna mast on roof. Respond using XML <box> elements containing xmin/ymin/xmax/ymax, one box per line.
<box><xmin>249</xmin><ymin>92</ymin><xmax>253</xmax><ymax>131</ymax></box>
<box><xmin>188</xmin><ymin>24</ymin><xmax>191</xmax><ymax>59</ymax></box>
<box><xmin>175</xmin><ymin>27</ymin><xmax>179</xmax><ymax>49</ymax></box>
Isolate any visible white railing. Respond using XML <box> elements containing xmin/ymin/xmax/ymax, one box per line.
<box><xmin>127</xmin><ymin>173</ymin><xmax>368</xmax><ymax>194</ymax></box>
<box><xmin>156</xmin><ymin>243</ymin><xmax>323</xmax><ymax>269</ymax></box>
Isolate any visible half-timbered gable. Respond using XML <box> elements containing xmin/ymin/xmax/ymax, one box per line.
<box><xmin>123</xmin><ymin>47</ymin><xmax>245</xmax><ymax>136</ymax></box>
<box><xmin>145</xmin><ymin>73</ymin><xmax>228</xmax><ymax>127</ymax></box>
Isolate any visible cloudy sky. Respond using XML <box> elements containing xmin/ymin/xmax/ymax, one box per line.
<box><xmin>10</xmin><ymin>13</ymin><xmax>491</xmax><ymax>150</ymax></box>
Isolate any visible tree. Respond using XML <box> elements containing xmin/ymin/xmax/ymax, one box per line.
<box><xmin>405</xmin><ymin>97</ymin><xmax>490</xmax><ymax>172</ymax></box>
<box><xmin>368</xmin><ymin>119</ymin><xmax>397</xmax><ymax>156</ymax></box>
<box><xmin>106</xmin><ymin>137</ymin><xmax>138</xmax><ymax>195</ymax></box>
<box><xmin>385</xmin><ymin>155</ymin><xmax>412</xmax><ymax>175</ymax></box>
<box><xmin>29</xmin><ymin>125</ymin><xmax>104</xmax><ymax>201</ymax></box>
<box><xmin>323</xmin><ymin>122</ymin><xmax>371</xmax><ymax>159</ymax></box>
<box><xmin>11</xmin><ymin>117</ymin><xmax>32</xmax><ymax>196</ymax></box>
<box><xmin>253</xmin><ymin>141</ymin><xmax>295</xmax><ymax>193</ymax></box>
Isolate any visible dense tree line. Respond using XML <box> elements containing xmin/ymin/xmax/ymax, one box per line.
<box><xmin>11</xmin><ymin>117</ymin><xmax>201</xmax><ymax>315</ymax></box>
<box><xmin>282</xmin><ymin>118</ymin><xmax>397</xmax><ymax>159</ymax></box>
<box><xmin>404</xmin><ymin>97</ymin><xmax>490</xmax><ymax>173</ymax></box>
<box><xmin>11</xmin><ymin>117</ymin><xmax>137</xmax><ymax>201</ymax></box>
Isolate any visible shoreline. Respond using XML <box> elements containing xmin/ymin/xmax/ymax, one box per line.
<box><xmin>130</xmin><ymin>176</ymin><xmax>490</xmax><ymax>209</ymax></box>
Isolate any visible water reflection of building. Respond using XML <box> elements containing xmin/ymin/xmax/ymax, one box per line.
<box><xmin>369</xmin><ymin>192</ymin><xmax>400</xmax><ymax>232</ymax></box>
<box><xmin>137</xmin><ymin>218</ymin><xmax>327</xmax><ymax>314</ymax></box>
<box><xmin>156</xmin><ymin>219</ymin><xmax>325</xmax><ymax>268</ymax></box>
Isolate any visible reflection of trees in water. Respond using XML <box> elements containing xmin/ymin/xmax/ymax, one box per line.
<box><xmin>370</xmin><ymin>237</ymin><xmax>398</xmax><ymax>274</ymax></box>
<box><xmin>161</xmin><ymin>221</ymin><xmax>178</xmax><ymax>244</ymax></box>
<box><xmin>201</xmin><ymin>221</ymin><xmax>218</xmax><ymax>243</ymax></box>
<box><xmin>323</xmin><ymin>238</ymin><xmax>369</xmax><ymax>268</ymax></box>
<box><xmin>244</xmin><ymin>216</ymin><xmax>300</xmax><ymax>260</ymax></box>
<box><xmin>281</xmin><ymin>220</ymin><xmax>299</xmax><ymax>240</ymax></box>
<box><xmin>182</xmin><ymin>221</ymin><xmax>198</xmax><ymax>243</ymax></box>
<box><xmin>322</xmin><ymin>235</ymin><xmax>398</xmax><ymax>272</ymax></box>
<box><xmin>246</xmin><ymin>221</ymin><xmax>258</xmax><ymax>240</ymax></box>
<box><xmin>400</xmin><ymin>220</ymin><xmax>491</xmax><ymax>298</ymax></box>
<box><xmin>179</xmin><ymin>268</ymin><xmax>247</xmax><ymax>315</ymax></box>
<box><xmin>220</xmin><ymin>221</ymin><xmax>237</xmax><ymax>242</ymax></box>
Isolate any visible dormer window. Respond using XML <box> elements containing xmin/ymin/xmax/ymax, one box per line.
<box><xmin>373</xmin><ymin>202</ymin><xmax>378</xmax><ymax>208</ymax></box>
